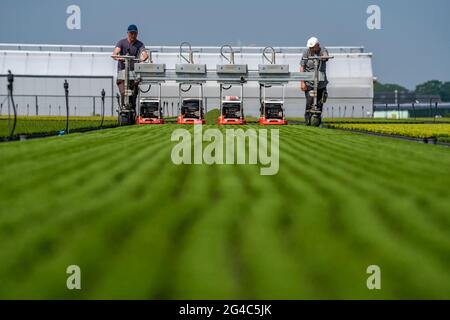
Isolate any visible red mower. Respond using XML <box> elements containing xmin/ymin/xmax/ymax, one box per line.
<box><xmin>259</xmin><ymin>83</ymin><xmax>288</xmax><ymax>126</ymax></box>
<box><xmin>217</xmin><ymin>45</ymin><xmax>248</xmax><ymax>125</ymax></box>
<box><xmin>175</xmin><ymin>43</ymin><xmax>207</xmax><ymax>125</ymax></box>
<box><xmin>218</xmin><ymin>96</ymin><xmax>246</xmax><ymax>125</ymax></box>
<box><xmin>136</xmin><ymin>83</ymin><xmax>164</xmax><ymax>125</ymax></box>
<box><xmin>136</xmin><ymin>98</ymin><xmax>164</xmax><ymax>124</ymax></box>
<box><xmin>218</xmin><ymin>93</ymin><xmax>246</xmax><ymax>125</ymax></box>
<box><xmin>177</xmin><ymin>97</ymin><xmax>206</xmax><ymax>125</ymax></box>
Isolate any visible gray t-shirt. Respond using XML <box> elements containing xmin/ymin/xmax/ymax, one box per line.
<box><xmin>300</xmin><ymin>47</ymin><xmax>329</xmax><ymax>89</ymax></box>
<box><xmin>115</xmin><ymin>38</ymin><xmax>146</xmax><ymax>71</ymax></box>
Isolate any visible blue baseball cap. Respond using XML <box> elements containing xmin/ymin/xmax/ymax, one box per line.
<box><xmin>127</xmin><ymin>24</ymin><xmax>138</xmax><ymax>33</ymax></box>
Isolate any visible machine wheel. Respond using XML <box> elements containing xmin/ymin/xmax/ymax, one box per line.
<box><xmin>118</xmin><ymin>111</ymin><xmax>135</xmax><ymax>126</ymax></box>
<box><xmin>311</xmin><ymin>115</ymin><xmax>322</xmax><ymax>127</ymax></box>
<box><xmin>305</xmin><ymin>112</ymin><xmax>312</xmax><ymax>126</ymax></box>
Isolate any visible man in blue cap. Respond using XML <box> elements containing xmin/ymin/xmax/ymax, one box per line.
<box><xmin>112</xmin><ymin>25</ymin><xmax>149</xmax><ymax>114</ymax></box>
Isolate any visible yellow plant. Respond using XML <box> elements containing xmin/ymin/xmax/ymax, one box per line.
<box><xmin>329</xmin><ymin>124</ymin><xmax>450</xmax><ymax>139</ymax></box>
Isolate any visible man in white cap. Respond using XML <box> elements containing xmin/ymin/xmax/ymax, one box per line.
<box><xmin>300</xmin><ymin>37</ymin><xmax>330</xmax><ymax>125</ymax></box>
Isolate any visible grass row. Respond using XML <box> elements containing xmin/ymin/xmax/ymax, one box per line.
<box><xmin>0</xmin><ymin>124</ymin><xmax>449</xmax><ymax>299</ymax></box>
<box><xmin>0</xmin><ymin>116</ymin><xmax>117</xmax><ymax>139</ymax></box>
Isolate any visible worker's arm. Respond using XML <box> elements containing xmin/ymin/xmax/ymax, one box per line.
<box><xmin>139</xmin><ymin>48</ymin><xmax>149</xmax><ymax>62</ymax></box>
<box><xmin>320</xmin><ymin>48</ymin><xmax>330</xmax><ymax>61</ymax></box>
<box><xmin>300</xmin><ymin>51</ymin><xmax>308</xmax><ymax>91</ymax></box>
<box><xmin>112</xmin><ymin>47</ymin><xmax>123</xmax><ymax>60</ymax></box>
<box><xmin>300</xmin><ymin>65</ymin><xmax>307</xmax><ymax>92</ymax></box>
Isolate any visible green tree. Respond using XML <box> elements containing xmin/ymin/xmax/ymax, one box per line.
<box><xmin>374</xmin><ymin>82</ymin><xmax>409</xmax><ymax>93</ymax></box>
<box><xmin>440</xmin><ymin>82</ymin><xmax>450</xmax><ymax>102</ymax></box>
<box><xmin>415</xmin><ymin>80</ymin><xmax>442</xmax><ymax>96</ymax></box>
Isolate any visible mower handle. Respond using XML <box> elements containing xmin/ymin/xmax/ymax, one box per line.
<box><xmin>111</xmin><ymin>55</ymin><xmax>141</xmax><ymax>62</ymax></box>
<box><xmin>302</xmin><ymin>55</ymin><xmax>334</xmax><ymax>61</ymax></box>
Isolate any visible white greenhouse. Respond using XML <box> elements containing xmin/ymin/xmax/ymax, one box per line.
<box><xmin>0</xmin><ymin>44</ymin><xmax>374</xmax><ymax>118</ymax></box>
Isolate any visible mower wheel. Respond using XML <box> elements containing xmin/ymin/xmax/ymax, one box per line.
<box><xmin>311</xmin><ymin>115</ymin><xmax>322</xmax><ymax>127</ymax></box>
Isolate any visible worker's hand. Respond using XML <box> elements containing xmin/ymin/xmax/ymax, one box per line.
<box><xmin>301</xmin><ymin>82</ymin><xmax>307</xmax><ymax>92</ymax></box>
<box><xmin>112</xmin><ymin>55</ymin><xmax>125</xmax><ymax>61</ymax></box>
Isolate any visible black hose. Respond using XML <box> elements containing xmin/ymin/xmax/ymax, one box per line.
<box><xmin>139</xmin><ymin>84</ymin><xmax>152</xmax><ymax>93</ymax></box>
<box><xmin>64</xmin><ymin>80</ymin><xmax>70</xmax><ymax>133</ymax></box>
<box><xmin>180</xmin><ymin>84</ymin><xmax>192</xmax><ymax>93</ymax></box>
<box><xmin>116</xmin><ymin>93</ymin><xmax>120</xmax><ymax>109</ymax></box>
<box><xmin>100</xmin><ymin>89</ymin><xmax>105</xmax><ymax>128</ymax></box>
<box><xmin>7</xmin><ymin>70</ymin><xmax>17</xmax><ymax>140</ymax></box>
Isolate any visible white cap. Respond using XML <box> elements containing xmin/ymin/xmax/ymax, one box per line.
<box><xmin>307</xmin><ymin>37</ymin><xmax>319</xmax><ymax>48</ymax></box>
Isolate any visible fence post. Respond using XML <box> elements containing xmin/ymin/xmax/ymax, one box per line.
<box><xmin>93</xmin><ymin>96</ymin><xmax>96</xmax><ymax>116</ymax></box>
<box><xmin>27</xmin><ymin>103</ymin><xmax>29</xmax><ymax>116</ymax></box>
<box><xmin>64</xmin><ymin>80</ymin><xmax>70</xmax><ymax>133</ymax></box>
<box><xmin>35</xmin><ymin>95</ymin><xmax>39</xmax><ymax>116</ymax></box>
<box><xmin>7</xmin><ymin>70</ymin><xmax>17</xmax><ymax>140</ymax></box>
<box><xmin>115</xmin><ymin>93</ymin><xmax>120</xmax><ymax>116</ymax></box>
<box><xmin>429</xmin><ymin>99</ymin><xmax>432</xmax><ymax>118</ymax></box>
<box><xmin>435</xmin><ymin>102</ymin><xmax>438</xmax><ymax>122</ymax></box>
<box><xmin>412</xmin><ymin>103</ymin><xmax>416</xmax><ymax>120</ymax></box>
<box><xmin>49</xmin><ymin>104</ymin><xmax>51</xmax><ymax>116</ymax></box>
<box><xmin>385</xmin><ymin>103</ymin><xmax>388</xmax><ymax>119</ymax></box>
<box><xmin>397</xmin><ymin>103</ymin><xmax>400</xmax><ymax>119</ymax></box>
<box><xmin>101</xmin><ymin>89</ymin><xmax>105</xmax><ymax>128</ymax></box>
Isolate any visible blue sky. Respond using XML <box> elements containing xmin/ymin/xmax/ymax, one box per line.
<box><xmin>1</xmin><ymin>0</ymin><xmax>449</xmax><ymax>89</ymax></box>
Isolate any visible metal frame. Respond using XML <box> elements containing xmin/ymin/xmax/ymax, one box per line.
<box><xmin>216</xmin><ymin>45</ymin><xmax>247</xmax><ymax>124</ymax></box>
<box><xmin>131</xmin><ymin>43</ymin><xmax>329</xmax><ymax>126</ymax></box>
<box><xmin>136</xmin><ymin>70</ymin><xmax>314</xmax><ymax>83</ymax></box>
<box><xmin>112</xmin><ymin>54</ymin><xmax>140</xmax><ymax>125</ymax></box>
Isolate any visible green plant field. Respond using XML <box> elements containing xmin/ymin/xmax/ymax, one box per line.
<box><xmin>328</xmin><ymin>123</ymin><xmax>450</xmax><ymax>142</ymax></box>
<box><xmin>0</xmin><ymin>116</ymin><xmax>117</xmax><ymax>138</ymax></box>
<box><xmin>0</xmin><ymin>125</ymin><xmax>449</xmax><ymax>299</ymax></box>
<box><xmin>287</xmin><ymin>117</ymin><xmax>450</xmax><ymax>124</ymax></box>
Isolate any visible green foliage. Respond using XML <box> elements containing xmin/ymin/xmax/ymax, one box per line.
<box><xmin>440</xmin><ymin>82</ymin><xmax>450</xmax><ymax>102</ymax></box>
<box><xmin>375</xmin><ymin>80</ymin><xmax>450</xmax><ymax>102</ymax></box>
<box><xmin>374</xmin><ymin>82</ymin><xmax>409</xmax><ymax>93</ymax></box>
<box><xmin>205</xmin><ymin>108</ymin><xmax>220</xmax><ymax>125</ymax></box>
<box><xmin>0</xmin><ymin>125</ymin><xmax>449</xmax><ymax>299</ymax></box>
<box><xmin>416</xmin><ymin>80</ymin><xmax>443</xmax><ymax>96</ymax></box>
<box><xmin>415</xmin><ymin>80</ymin><xmax>450</xmax><ymax>102</ymax></box>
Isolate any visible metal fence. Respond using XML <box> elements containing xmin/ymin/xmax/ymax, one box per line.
<box><xmin>373</xmin><ymin>103</ymin><xmax>450</xmax><ymax>120</ymax></box>
<box><xmin>0</xmin><ymin>73</ymin><xmax>119</xmax><ymax>141</ymax></box>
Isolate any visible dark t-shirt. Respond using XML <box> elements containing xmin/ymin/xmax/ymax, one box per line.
<box><xmin>300</xmin><ymin>47</ymin><xmax>329</xmax><ymax>89</ymax></box>
<box><xmin>115</xmin><ymin>38</ymin><xmax>146</xmax><ymax>71</ymax></box>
